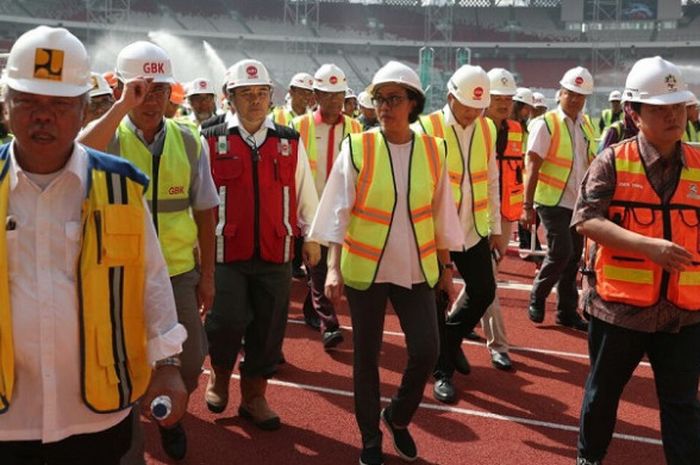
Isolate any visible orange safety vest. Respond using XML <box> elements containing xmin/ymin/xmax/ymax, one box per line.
<box><xmin>497</xmin><ymin>119</ymin><xmax>525</xmax><ymax>222</ymax></box>
<box><xmin>594</xmin><ymin>139</ymin><xmax>700</xmax><ymax>310</ymax></box>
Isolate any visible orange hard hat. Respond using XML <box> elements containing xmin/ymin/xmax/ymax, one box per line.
<box><xmin>170</xmin><ymin>82</ymin><xmax>185</xmax><ymax>105</ymax></box>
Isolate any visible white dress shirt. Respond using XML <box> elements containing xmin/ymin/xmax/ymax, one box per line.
<box><xmin>442</xmin><ymin>105</ymin><xmax>502</xmax><ymax>251</ymax></box>
<box><xmin>527</xmin><ymin>106</ymin><xmax>591</xmax><ymax>210</ymax></box>
<box><xmin>0</xmin><ymin>142</ymin><xmax>186</xmax><ymax>443</ymax></box>
<box><xmin>309</xmin><ymin>135</ymin><xmax>464</xmax><ymax>289</ymax></box>
<box><xmin>227</xmin><ymin>113</ymin><xmax>319</xmax><ymax>236</ymax></box>
<box><xmin>310</xmin><ymin>113</ymin><xmax>346</xmax><ymax>197</ymax></box>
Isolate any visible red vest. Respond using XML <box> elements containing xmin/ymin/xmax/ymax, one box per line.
<box><xmin>204</xmin><ymin>123</ymin><xmax>300</xmax><ymax>264</ymax></box>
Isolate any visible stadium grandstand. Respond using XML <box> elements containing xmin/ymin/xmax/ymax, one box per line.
<box><xmin>1</xmin><ymin>0</ymin><xmax>699</xmax><ymax>112</ymax></box>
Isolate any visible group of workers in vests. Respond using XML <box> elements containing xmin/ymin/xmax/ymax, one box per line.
<box><xmin>0</xmin><ymin>24</ymin><xmax>698</xmax><ymax>465</ymax></box>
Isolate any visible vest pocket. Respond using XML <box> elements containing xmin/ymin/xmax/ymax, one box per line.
<box><xmin>100</xmin><ymin>205</ymin><xmax>143</xmax><ymax>266</ymax></box>
<box><xmin>213</xmin><ymin>156</ymin><xmax>243</xmax><ymax>181</ymax></box>
<box><xmin>278</xmin><ymin>156</ymin><xmax>294</xmax><ymax>185</ymax></box>
<box><xmin>96</xmin><ymin>325</ymin><xmax>120</xmax><ymax>386</ymax></box>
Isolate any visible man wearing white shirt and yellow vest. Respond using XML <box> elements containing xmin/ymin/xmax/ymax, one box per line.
<box><xmin>292</xmin><ymin>64</ymin><xmax>361</xmax><ymax>349</ymax></box>
<box><xmin>520</xmin><ymin>66</ymin><xmax>596</xmax><ymax>332</ymax></box>
<box><xmin>272</xmin><ymin>72</ymin><xmax>314</xmax><ymax>127</ymax></box>
<box><xmin>79</xmin><ymin>41</ymin><xmax>218</xmax><ymax>461</ymax></box>
<box><xmin>0</xmin><ymin>26</ymin><xmax>187</xmax><ymax>464</ymax></box>
<box><xmin>416</xmin><ymin>65</ymin><xmax>501</xmax><ymax>404</ymax></box>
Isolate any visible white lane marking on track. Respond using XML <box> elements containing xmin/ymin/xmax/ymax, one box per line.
<box><xmin>287</xmin><ymin>319</ymin><xmax>652</xmax><ymax>368</ymax></box>
<box><xmin>204</xmin><ymin>371</ymin><xmax>662</xmax><ymax>446</ymax></box>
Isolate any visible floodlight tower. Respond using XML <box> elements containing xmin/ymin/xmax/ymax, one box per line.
<box><xmin>284</xmin><ymin>0</ymin><xmax>320</xmax><ymax>55</ymax></box>
<box><xmin>589</xmin><ymin>0</ymin><xmax>622</xmax><ymax>115</ymax></box>
<box><xmin>423</xmin><ymin>0</ymin><xmax>455</xmax><ymax>111</ymax></box>
<box><xmin>85</xmin><ymin>0</ymin><xmax>131</xmax><ymax>46</ymax></box>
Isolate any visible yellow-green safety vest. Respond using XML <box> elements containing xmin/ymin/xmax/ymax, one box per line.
<box><xmin>341</xmin><ymin>130</ymin><xmax>444</xmax><ymax>291</ymax></box>
<box><xmin>272</xmin><ymin>106</ymin><xmax>295</xmax><ymax>127</ymax></box>
<box><xmin>293</xmin><ymin>113</ymin><xmax>362</xmax><ymax>179</ymax></box>
<box><xmin>0</xmin><ymin>146</ymin><xmax>152</xmax><ymax>414</ymax></box>
<box><xmin>534</xmin><ymin>110</ymin><xmax>596</xmax><ymax>207</ymax></box>
<box><xmin>683</xmin><ymin>121</ymin><xmax>699</xmax><ymax>143</ymax></box>
<box><xmin>417</xmin><ymin>110</ymin><xmax>495</xmax><ymax>238</ymax></box>
<box><xmin>109</xmin><ymin>118</ymin><xmax>200</xmax><ymax>277</ymax></box>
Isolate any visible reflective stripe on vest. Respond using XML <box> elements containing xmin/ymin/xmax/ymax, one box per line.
<box><xmin>0</xmin><ymin>147</ymin><xmax>151</xmax><ymax>414</ymax></box>
<box><xmin>341</xmin><ymin>131</ymin><xmax>443</xmax><ymax>290</ymax></box>
<box><xmin>114</xmin><ymin>119</ymin><xmax>200</xmax><ymax>276</ymax></box>
<box><xmin>497</xmin><ymin>119</ymin><xmax>525</xmax><ymax>221</ymax></box>
<box><xmin>594</xmin><ymin>139</ymin><xmax>700</xmax><ymax>310</ymax></box>
<box><xmin>534</xmin><ymin>110</ymin><xmax>596</xmax><ymax>207</ymax></box>
<box><xmin>293</xmin><ymin>113</ymin><xmax>362</xmax><ymax>180</ymax></box>
<box><xmin>418</xmin><ymin>111</ymin><xmax>493</xmax><ymax>237</ymax></box>
<box><xmin>272</xmin><ymin>107</ymin><xmax>294</xmax><ymax>127</ymax></box>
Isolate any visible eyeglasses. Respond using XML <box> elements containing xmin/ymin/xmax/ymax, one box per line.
<box><xmin>235</xmin><ymin>89</ymin><xmax>271</xmax><ymax>102</ymax></box>
<box><xmin>371</xmin><ymin>95</ymin><xmax>407</xmax><ymax>108</ymax></box>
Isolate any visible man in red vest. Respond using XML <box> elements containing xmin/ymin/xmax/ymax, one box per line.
<box><xmin>200</xmin><ymin>59</ymin><xmax>320</xmax><ymax>430</ymax></box>
<box><xmin>573</xmin><ymin>56</ymin><xmax>700</xmax><ymax>465</ymax></box>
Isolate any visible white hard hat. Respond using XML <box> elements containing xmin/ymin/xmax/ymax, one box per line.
<box><xmin>513</xmin><ymin>87</ymin><xmax>535</xmax><ymax>107</ymax></box>
<box><xmin>187</xmin><ymin>77</ymin><xmax>214</xmax><ymax>97</ymax></box>
<box><xmin>226</xmin><ymin>59</ymin><xmax>272</xmax><ymax>90</ymax></box>
<box><xmin>532</xmin><ymin>92</ymin><xmax>547</xmax><ymax>109</ymax></box>
<box><xmin>624</xmin><ymin>57</ymin><xmax>694</xmax><ymax>106</ymax></box>
<box><xmin>289</xmin><ymin>72</ymin><xmax>314</xmax><ymax>91</ymax></box>
<box><xmin>3</xmin><ymin>26</ymin><xmax>92</xmax><ymax>97</ymax></box>
<box><xmin>559</xmin><ymin>66</ymin><xmax>594</xmax><ymax>96</ymax></box>
<box><xmin>686</xmin><ymin>92</ymin><xmax>699</xmax><ymax>107</ymax></box>
<box><xmin>357</xmin><ymin>90</ymin><xmax>373</xmax><ymax>109</ymax></box>
<box><xmin>116</xmin><ymin>41</ymin><xmax>174</xmax><ymax>84</ymax></box>
<box><xmin>313</xmin><ymin>64</ymin><xmax>348</xmax><ymax>92</ymax></box>
<box><xmin>345</xmin><ymin>88</ymin><xmax>357</xmax><ymax>100</ymax></box>
<box><xmin>447</xmin><ymin>65</ymin><xmax>490</xmax><ymax>109</ymax></box>
<box><xmin>487</xmin><ymin>68</ymin><xmax>517</xmax><ymax>96</ymax></box>
<box><xmin>89</xmin><ymin>72</ymin><xmax>113</xmax><ymax>98</ymax></box>
<box><xmin>608</xmin><ymin>90</ymin><xmax>622</xmax><ymax>101</ymax></box>
<box><xmin>367</xmin><ymin>61</ymin><xmax>423</xmax><ymax>96</ymax></box>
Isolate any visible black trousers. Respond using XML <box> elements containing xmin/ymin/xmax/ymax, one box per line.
<box><xmin>205</xmin><ymin>258</ymin><xmax>292</xmax><ymax>378</ymax></box>
<box><xmin>435</xmin><ymin>238</ymin><xmax>496</xmax><ymax>378</ymax></box>
<box><xmin>578</xmin><ymin>317</ymin><xmax>700</xmax><ymax>464</ymax></box>
<box><xmin>0</xmin><ymin>412</ymin><xmax>132</xmax><ymax>465</ymax></box>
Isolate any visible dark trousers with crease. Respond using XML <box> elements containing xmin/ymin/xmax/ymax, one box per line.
<box><xmin>345</xmin><ymin>282</ymin><xmax>439</xmax><ymax>449</ymax></box>
<box><xmin>434</xmin><ymin>238</ymin><xmax>496</xmax><ymax>378</ymax></box>
<box><xmin>530</xmin><ymin>206</ymin><xmax>583</xmax><ymax>317</ymax></box>
<box><xmin>578</xmin><ymin>317</ymin><xmax>700</xmax><ymax>464</ymax></box>
<box><xmin>302</xmin><ymin>246</ymin><xmax>340</xmax><ymax>333</ymax></box>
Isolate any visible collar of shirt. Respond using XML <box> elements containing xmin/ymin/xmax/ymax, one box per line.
<box><xmin>228</xmin><ymin>113</ymin><xmax>276</xmax><ymax>148</ymax></box>
<box><xmin>313</xmin><ymin>109</ymin><xmax>343</xmax><ymax>127</ymax></box>
<box><xmin>637</xmin><ymin>131</ymin><xmax>686</xmax><ymax>170</ymax></box>
<box><xmin>556</xmin><ymin>105</ymin><xmax>583</xmax><ymax>126</ymax></box>
<box><xmin>8</xmin><ymin>141</ymin><xmax>87</xmax><ymax>194</ymax></box>
<box><xmin>124</xmin><ymin>115</ymin><xmax>166</xmax><ymax>149</ymax></box>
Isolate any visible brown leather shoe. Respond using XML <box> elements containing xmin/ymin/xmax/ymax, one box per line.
<box><xmin>239</xmin><ymin>376</ymin><xmax>281</xmax><ymax>430</ymax></box>
<box><xmin>205</xmin><ymin>365</ymin><xmax>231</xmax><ymax>413</ymax></box>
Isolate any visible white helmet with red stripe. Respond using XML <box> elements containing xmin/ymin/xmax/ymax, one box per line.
<box><xmin>447</xmin><ymin>65</ymin><xmax>490</xmax><ymax>109</ymax></box>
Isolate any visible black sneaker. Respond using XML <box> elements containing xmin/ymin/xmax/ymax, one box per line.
<box><xmin>556</xmin><ymin>313</ymin><xmax>588</xmax><ymax>332</ymax></box>
<box><xmin>577</xmin><ymin>458</ymin><xmax>602</xmax><ymax>465</ymax></box>
<box><xmin>381</xmin><ymin>406</ymin><xmax>417</xmax><ymax>462</ymax></box>
<box><xmin>159</xmin><ymin>422</ymin><xmax>187</xmax><ymax>461</ymax></box>
<box><xmin>322</xmin><ymin>328</ymin><xmax>344</xmax><ymax>350</ymax></box>
<box><xmin>528</xmin><ymin>304</ymin><xmax>545</xmax><ymax>323</ymax></box>
<box><xmin>359</xmin><ymin>446</ymin><xmax>384</xmax><ymax>465</ymax></box>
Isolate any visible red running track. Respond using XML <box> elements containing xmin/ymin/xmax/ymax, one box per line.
<box><xmin>143</xmin><ymin>256</ymin><xmax>664</xmax><ymax>465</ymax></box>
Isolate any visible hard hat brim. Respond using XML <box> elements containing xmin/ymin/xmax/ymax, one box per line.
<box><xmin>90</xmin><ymin>89</ymin><xmax>113</xmax><ymax>98</ymax></box>
<box><xmin>489</xmin><ymin>90</ymin><xmax>516</xmax><ymax>96</ymax></box>
<box><xmin>367</xmin><ymin>80</ymin><xmax>424</xmax><ymax>98</ymax></box>
<box><xmin>186</xmin><ymin>89</ymin><xmax>215</xmax><ymax>97</ymax></box>
<box><xmin>290</xmin><ymin>83</ymin><xmax>314</xmax><ymax>91</ymax></box>
<box><xmin>559</xmin><ymin>82</ymin><xmax>593</xmax><ymax>96</ymax></box>
<box><xmin>627</xmin><ymin>90</ymin><xmax>695</xmax><ymax>106</ymax></box>
<box><xmin>5</xmin><ymin>77</ymin><xmax>92</xmax><ymax>98</ymax></box>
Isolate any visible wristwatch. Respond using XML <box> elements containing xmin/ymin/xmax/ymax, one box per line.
<box><xmin>440</xmin><ymin>262</ymin><xmax>456</xmax><ymax>272</ymax></box>
<box><xmin>154</xmin><ymin>355</ymin><xmax>182</xmax><ymax>369</ymax></box>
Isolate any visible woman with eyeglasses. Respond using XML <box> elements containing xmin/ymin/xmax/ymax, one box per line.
<box><xmin>309</xmin><ymin>61</ymin><xmax>463</xmax><ymax>465</ymax></box>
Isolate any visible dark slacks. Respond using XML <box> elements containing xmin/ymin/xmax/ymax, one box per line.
<box><xmin>434</xmin><ymin>238</ymin><xmax>496</xmax><ymax>378</ymax></box>
<box><xmin>205</xmin><ymin>257</ymin><xmax>291</xmax><ymax>378</ymax></box>
<box><xmin>530</xmin><ymin>206</ymin><xmax>583</xmax><ymax>317</ymax></box>
<box><xmin>578</xmin><ymin>317</ymin><xmax>700</xmax><ymax>464</ymax></box>
<box><xmin>345</xmin><ymin>282</ymin><xmax>439</xmax><ymax>449</ymax></box>
<box><xmin>0</xmin><ymin>412</ymin><xmax>132</xmax><ymax>465</ymax></box>
<box><xmin>302</xmin><ymin>245</ymin><xmax>340</xmax><ymax>333</ymax></box>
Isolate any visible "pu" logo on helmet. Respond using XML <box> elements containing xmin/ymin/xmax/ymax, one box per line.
<box><xmin>34</xmin><ymin>48</ymin><xmax>64</xmax><ymax>81</ymax></box>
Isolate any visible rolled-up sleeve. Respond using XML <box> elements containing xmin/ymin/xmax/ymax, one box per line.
<box><xmin>142</xmin><ymin>198</ymin><xmax>187</xmax><ymax>364</ymax></box>
<box><xmin>309</xmin><ymin>139</ymin><xmax>356</xmax><ymax>245</ymax></box>
<box><xmin>571</xmin><ymin>148</ymin><xmax>617</xmax><ymax>228</ymax></box>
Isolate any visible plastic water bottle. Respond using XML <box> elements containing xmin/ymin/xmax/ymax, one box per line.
<box><xmin>150</xmin><ymin>395</ymin><xmax>172</xmax><ymax>421</ymax></box>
